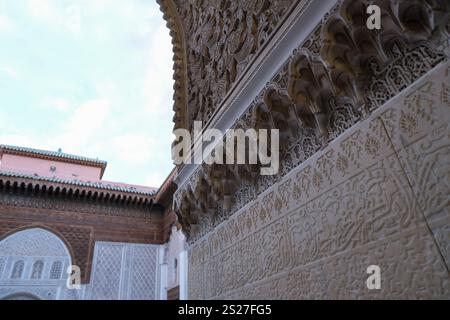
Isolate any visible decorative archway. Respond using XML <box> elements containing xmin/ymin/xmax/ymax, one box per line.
<box><xmin>0</xmin><ymin>220</ymin><xmax>92</xmax><ymax>283</ymax></box>
<box><xmin>0</xmin><ymin>228</ymin><xmax>73</xmax><ymax>300</ymax></box>
<box><xmin>0</xmin><ymin>227</ymin><xmax>72</xmax><ymax>261</ymax></box>
<box><xmin>1</xmin><ymin>292</ymin><xmax>41</xmax><ymax>300</ymax></box>
<box><xmin>0</xmin><ymin>225</ymin><xmax>75</xmax><ymax>265</ymax></box>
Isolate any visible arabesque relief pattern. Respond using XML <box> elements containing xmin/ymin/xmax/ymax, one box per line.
<box><xmin>175</xmin><ymin>0</ymin><xmax>450</xmax><ymax>243</ymax></box>
<box><xmin>188</xmin><ymin>61</ymin><xmax>450</xmax><ymax>299</ymax></box>
<box><xmin>174</xmin><ymin>0</ymin><xmax>299</xmax><ymax>128</ymax></box>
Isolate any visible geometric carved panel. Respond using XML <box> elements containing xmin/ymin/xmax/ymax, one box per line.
<box><xmin>55</xmin><ymin>225</ymin><xmax>92</xmax><ymax>283</ymax></box>
<box><xmin>87</xmin><ymin>242</ymin><xmax>160</xmax><ymax>300</ymax></box>
<box><xmin>0</xmin><ymin>229</ymin><xmax>69</xmax><ymax>257</ymax></box>
<box><xmin>129</xmin><ymin>246</ymin><xmax>158</xmax><ymax>300</ymax></box>
<box><xmin>187</xmin><ymin>61</ymin><xmax>450</xmax><ymax>300</ymax></box>
<box><xmin>88</xmin><ymin>243</ymin><xmax>124</xmax><ymax>300</ymax></box>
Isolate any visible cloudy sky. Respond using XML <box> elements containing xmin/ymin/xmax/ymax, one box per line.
<box><xmin>0</xmin><ymin>0</ymin><xmax>175</xmax><ymax>187</ymax></box>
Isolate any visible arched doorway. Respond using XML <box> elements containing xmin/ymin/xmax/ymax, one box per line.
<box><xmin>1</xmin><ymin>292</ymin><xmax>41</xmax><ymax>300</ymax></box>
<box><xmin>0</xmin><ymin>228</ymin><xmax>73</xmax><ymax>300</ymax></box>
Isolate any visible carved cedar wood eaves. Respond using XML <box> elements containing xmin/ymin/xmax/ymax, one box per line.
<box><xmin>172</xmin><ymin>0</ymin><xmax>450</xmax><ymax>243</ymax></box>
<box><xmin>157</xmin><ymin>0</ymin><xmax>189</xmax><ymax>131</ymax></box>
<box><xmin>0</xmin><ymin>177</ymin><xmax>156</xmax><ymax>219</ymax></box>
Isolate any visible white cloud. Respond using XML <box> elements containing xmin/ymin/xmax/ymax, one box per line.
<box><xmin>142</xmin><ymin>25</ymin><xmax>174</xmax><ymax>118</ymax></box>
<box><xmin>52</xmin><ymin>99</ymin><xmax>110</xmax><ymax>148</ymax></box>
<box><xmin>53</xmin><ymin>98</ymin><xmax>71</xmax><ymax>111</ymax></box>
<box><xmin>89</xmin><ymin>0</ymin><xmax>110</xmax><ymax>13</ymax></box>
<box><xmin>112</xmin><ymin>134</ymin><xmax>155</xmax><ymax>165</ymax></box>
<box><xmin>26</xmin><ymin>0</ymin><xmax>81</xmax><ymax>35</ymax></box>
<box><xmin>27</xmin><ymin>0</ymin><xmax>62</xmax><ymax>25</ymax></box>
<box><xmin>0</xmin><ymin>14</ymin><xmax>15</xmax><ymax>32</ymax></box>
<box><xmin>0</xmin><ymin>66</ymin><xmax>19</xmax><ymax>80</ymax></box>
<box><xmin>93</xmin><ymin>24</ymin><xmax>106</xmax><ymax>38</ymax></box>
<box><xmin>0</xmin><ymin>1</ymin><xmax>175</xmax><ymax>187</ymax></box>
<box><xmin>39</xmin><ymin>97</ymin><xmax>72</xmax><ymax>112</ymax></box>
<box><xmin>66</xmin><ymin>5</ymin><xmax>82</xmax><ymax>35</ymax></box>
<box><xmin>0</xmin><ymin>134</ymin><xmax>49</xmax><ymax>150</ymax></box>
<box><xmin>145</xmin><ymin>172</ymin><xmax>167</xmax><ymax>188</ymax></box>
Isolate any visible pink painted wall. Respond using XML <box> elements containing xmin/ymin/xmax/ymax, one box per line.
<box><xmin>0</xmin><ymin>154</ymin><xmax>102</xmax><ymax>181</ymax></box>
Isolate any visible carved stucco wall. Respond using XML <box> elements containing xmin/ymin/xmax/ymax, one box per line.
<box><xmin>0</xmin><ymin>229</ymin><xmax>162</xmax><ymax>300</ymax></box>
<box><xmin>187</xmin><ymin>61</ymin><xmax>450</xmax><ymax>299</ymax></box>
<box><xmin>173</xmin><ymin>0</ymin><xmax>450</xmax><ymax>244</ymax></box>
<box><xmin>164</xmin><ymin>0</ymin><xmax>300</xmax><ymax>130</ymax></box>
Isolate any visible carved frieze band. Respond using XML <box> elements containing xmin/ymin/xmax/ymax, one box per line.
<box><xmin>0</xmin><ymin>192</ymin><xmax>153</xmax><ymax>219</ymax></box>
<box><xmin>175</xmin><ymin>0</ymin><xmax>450</xmax><ymax>242</ymax></box>
<box><xmin>188</xmin><ymin>60</ymin><xmax>450</xmax><ymax>299</ymax></box>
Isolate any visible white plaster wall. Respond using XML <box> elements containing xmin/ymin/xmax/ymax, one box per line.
<box><xmin>166</xmin><ymin>226</ymin><xmax>186</xmax><ymax>291</ymax></box>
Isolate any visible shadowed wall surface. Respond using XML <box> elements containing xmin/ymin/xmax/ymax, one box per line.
<box><xmin>187</xmin><ymin>62</ymin><xmax>450</xmax><ymax>299</ymax></box>
<box><xmin>160</xmin><ymin>0</ymin><xmax>450</xmax><ymax>299</ymax></box>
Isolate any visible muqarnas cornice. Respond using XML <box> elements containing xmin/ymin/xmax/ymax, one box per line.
<box><xmin>174</xmin><ymin>0</ymin><xmax>450</xmax><ymax>243</ymax></box>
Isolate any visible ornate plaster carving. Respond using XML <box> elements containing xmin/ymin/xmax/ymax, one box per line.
<box><xmin>188</xmin><ymin>60</ymin><xmax>450</xmax><ymax>299</ymax></box>
<box><xmin>158</xmin><ymin>0</ymin><xmax>300</xmax><ymax>131</ymax></box>
<box><xmin>174</xmin><ymin>0</ymin><xmax>450</xmax><ymax>243</ymax></box>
